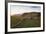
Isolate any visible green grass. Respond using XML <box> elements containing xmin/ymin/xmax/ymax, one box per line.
<box><xmin>11</xmin><ymin>16</ymin><xmax>40</xmax><ymax>28</ymax></box>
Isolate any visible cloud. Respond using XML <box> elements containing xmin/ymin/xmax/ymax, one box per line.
<box><xmin>10</xmin><ymin>5</ymin><xmax>41</xmax><ymax>16</ymax></box>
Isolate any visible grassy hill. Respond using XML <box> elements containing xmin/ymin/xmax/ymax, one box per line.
<box><xmin>11</xmin><ymin>12</ymin><xmax>41</xmax><ymax>28</ymax></box>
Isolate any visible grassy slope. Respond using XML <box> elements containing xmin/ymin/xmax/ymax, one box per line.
<box><xmin>11</xmin><ymin>12</ymin><xmax>40</xmax><ymax>28</ymax></box>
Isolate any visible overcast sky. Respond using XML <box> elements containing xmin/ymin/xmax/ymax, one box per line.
<box><xmin>10</xmin><ymin>5</ymin><xmax>41</xmax><ymax>15</ymax></box>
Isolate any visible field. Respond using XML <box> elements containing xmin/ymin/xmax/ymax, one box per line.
<box><xmin>11</xmin><ymin>12</ymin><xmax>41</xmax><ymax>28</ymax></box>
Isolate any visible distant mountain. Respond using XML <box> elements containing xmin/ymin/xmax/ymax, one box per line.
<box><xmin>15</xmin><ymin>12</ymin><xmax>40</xmax><ymax>16</ymax></box>
<box><xmin>13</xmin><ymin>12</ymin><xmax>40</xmax><ymax>20</ymax></box>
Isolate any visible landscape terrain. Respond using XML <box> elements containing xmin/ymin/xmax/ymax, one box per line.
<box><xmin>11</xmin><ymin>12</ymin><xmax>41</xmax><ymax>28</ymax></box>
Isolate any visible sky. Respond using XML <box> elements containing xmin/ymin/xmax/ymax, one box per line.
<box><xmin>10</xmin><ymin>5</ymin><xmax>41</xmax><ymax>16</ymax></box>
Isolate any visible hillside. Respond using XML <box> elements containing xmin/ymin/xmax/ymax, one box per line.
<box><xmin>11</xmin><ymin>12</ymin><xmax>41</xmax><ymax>28</ymax></box>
